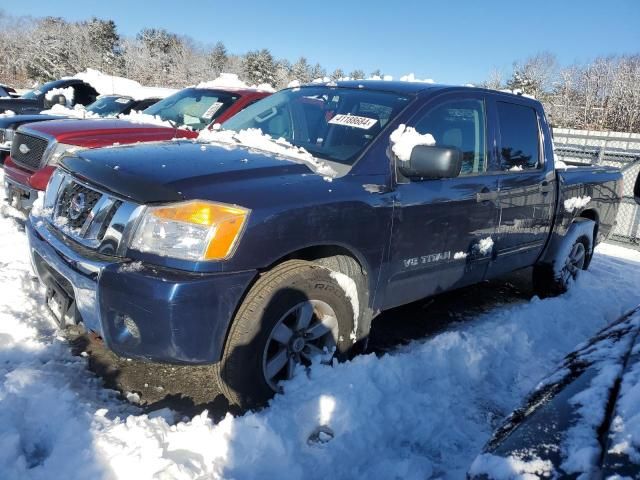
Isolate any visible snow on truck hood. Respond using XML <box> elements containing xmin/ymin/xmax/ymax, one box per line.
<box><xmin>60</xmin><ymin>140</ymin><xmax>321</xmax><ymax>203</ymax></box>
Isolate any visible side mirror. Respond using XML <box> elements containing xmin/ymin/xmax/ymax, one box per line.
<box><xmin>398</xmin><ymin>145</ymin><xmax>463</xmax><ymax>179</ymax></box>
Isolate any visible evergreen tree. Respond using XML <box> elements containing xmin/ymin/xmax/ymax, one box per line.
<box><xmin>243</xmin><ymin>49</ymin><xmax>276</xmax><ymax>86</ymax></box>
<box><xmin>208</xmin><ymin>41</ymin><xmax>228</xmax><ymax>76</ymax></box>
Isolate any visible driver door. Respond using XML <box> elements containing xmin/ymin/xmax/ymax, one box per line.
<box><xmin>383</xmin><ymin>93</ymin><xmax>500</xmax><ymax>308</ymax></box>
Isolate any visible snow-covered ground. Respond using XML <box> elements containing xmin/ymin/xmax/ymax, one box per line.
<box><xmin>1</xmin><ymin>171</ymin><xmax>639</xmax><ymax>479</ymax></box>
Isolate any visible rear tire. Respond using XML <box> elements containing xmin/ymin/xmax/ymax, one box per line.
<box><xmin>218</xmin><ymin>260</ymin><xmax>356</xmax><ymax>409</ymax></box>
<box><xmin>533</xmin><ymin>236</ymin><xmax>589</xmax><ymax>297</ymax></box>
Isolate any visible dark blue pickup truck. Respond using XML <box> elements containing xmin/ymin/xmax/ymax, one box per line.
<box><xmin>27</xmin><ymin>81</ymin><xmax>622</xmax><ymax>407</ymax></box>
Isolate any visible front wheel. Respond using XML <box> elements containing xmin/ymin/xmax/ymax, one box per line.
<box><xmin>218</xmin><ymin>260</ymin><xmax>357</xmax><ymax>409</ymax></box>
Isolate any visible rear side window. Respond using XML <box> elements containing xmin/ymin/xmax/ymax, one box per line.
<box><xmin>497</xmin><ymin>102</ymin><xmax>540</xmax><ymax>171</ymax></box>
<box><xmin>412</xmin><ymin>98</ymin><xmax>486</xmax><ymax>175</ymax></box>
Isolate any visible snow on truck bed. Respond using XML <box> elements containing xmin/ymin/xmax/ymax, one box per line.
<box><xmin>1</xmin><ymin>171</ymin><xmax>639</xmax><ymax>479</ymax></box>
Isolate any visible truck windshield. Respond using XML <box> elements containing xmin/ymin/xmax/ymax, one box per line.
<box><xmin>222</xmin><ymin>86</ymin><xmax>411</xmax><ymax>164</ymax></box>
<box><xmin>143</xmin><ymin>88</ymin><xmax>239</xmax><ymax>130</ymax></box>
<box><xmin>86</xmin><ymin>96</ymin><xmax>133</xmax><ymax>117</ymax></box>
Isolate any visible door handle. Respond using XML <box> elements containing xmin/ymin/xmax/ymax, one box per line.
<box><xmin>539</xmin><ymin>181</ymin><xmax>553</xmax><ymax>194</ymax></box>
<box><xmin>476</xmin><ymin>189</ymin><xmax>499</xmax><ymax>202</ymax></box>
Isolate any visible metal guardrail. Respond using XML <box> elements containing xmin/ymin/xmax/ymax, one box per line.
<box><xmin>554</xmin><ymin>142</ymin><xmax>640</xmax><ymax>246</ymax></box>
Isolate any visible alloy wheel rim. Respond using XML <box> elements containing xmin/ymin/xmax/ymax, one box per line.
<box><xmin>262</xmin><ymin>299</ymin><xmax>339</xmax><ymax>391</ymax></box>
<box><xmin>562</xmin><ymin>242</ymin><xmax>586</xmax><ymax>284</ymax></box>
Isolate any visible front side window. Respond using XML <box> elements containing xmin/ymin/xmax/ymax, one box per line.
<box><xmin>412</xmin><ymin>98</ymin><xmax>486</xmax><ymax>175</ymax></box>
<box><xmin>86</xmin><ymin>96</ymin><xmax>133</xmax><ymax>116</ymax></box>
<box><xmin>144</xmin><ymin>88</ymin><xmax>239</xmax><ymax>130</ymax></box>
<box><xmin>222</xmin><ymin>87</ymin><xmax>411</xmax><ymax>164</ymax></box>
<box><xmin>497</xmin><ymin>102</ymin><xmax>541</xmax><ymax>171</ymax></box>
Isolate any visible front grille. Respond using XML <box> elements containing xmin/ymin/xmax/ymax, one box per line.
<box><xmin>10</xmin><ymin>132</ymin><xmax>49</xmax><ymax>170</ymax></box>
<box><xmin>43</xmin><ymin>170</ymin><xmax>140</xmax><ymax>256</ymax></box>
<box><xmin>55</xmin><ymin>182</ymin><xmax>102</xmax><ymax>229</ymax></box>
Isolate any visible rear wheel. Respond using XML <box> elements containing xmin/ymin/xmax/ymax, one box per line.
<box><xmin>218</xmin><ymin>260</ymin><xmax>356</xmax><ymax>409</ymax></box>
<box><xmin>533</xmin><ymin>236</ymin><xmax>589</xmax><ymax>297</ymax></box>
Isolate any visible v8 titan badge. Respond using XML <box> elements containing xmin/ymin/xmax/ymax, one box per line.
<box><xmin>328</xmin><ymin>114</ymin><xmax>378</xmax><ymax>129</ymax></box>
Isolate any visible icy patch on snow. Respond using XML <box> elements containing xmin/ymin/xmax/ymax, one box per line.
<box><xmin>469</xmin><ymin>452</ymin><xmax>556</xmax><ymax>479</ymax></box>
<box><xmin>73</xmin><ymin>68</ymin><xmax>176</xmax><ymax>100</ymax></box>
<box><xmin>196</xmin><ymin>73</ymin><xmax>275</xmax><ymax>92</ymax></box>
<box><xmin>329</xmin><ymin>271</ymin><xmax>359</xmax><ymax>341</ymax></box>
<box><xmin>198</xmin><ymin>128</ymin><xmax>336</xmax><ymax>178</ymax></box>
<box><xmin>400</xmin><ymin>73</ymin><xmax>435</xmax><ymax>84</ymax></box>
<box><xmin>389</xmin><ymin>124</ymin><xmax>436</xmax><ymax>161</ymax></box>
<box><xmin>564</xmin><ymin>196</ymin><xmax>591</xmax><ymax>213</ymax></box>
<box><xmin>475</xmin><ymin>237</ymin><xmax>494</xmax><ymax>256</ymax></box>
<box><xmin>45</xmin><ymin>87</ymin><xmax>74</xmax><ymax>106</ymax></box>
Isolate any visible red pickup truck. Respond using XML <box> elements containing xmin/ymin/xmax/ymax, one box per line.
<box><xmin>4</xmin><ymin>86</ymin><xmax>270</xmax><ymax>209</ymax></box>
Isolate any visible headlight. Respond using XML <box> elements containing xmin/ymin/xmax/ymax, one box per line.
<box><xmin>0</xmin><ymin>128</ymin><xmax>14</xmax><ymax>146</ymax></box>
<box><xmin>130</xmin><ymin>200</ymin><xmax>250</xmax><ymax>261</ymax></box>
<box><xmin>46</xmin><ymin>142</ymin><xmax>86</xmax><ymax>166</ymax></box>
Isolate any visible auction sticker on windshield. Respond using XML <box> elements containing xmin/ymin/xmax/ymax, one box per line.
<box><xmin>329</xmin><ymin>114</ymin><xmax>378</xmax><ymax>129</ymax></box>
<box><xmin>203</xmin><ymin>102</ymin><xmax>224</xmax><ymax>119</ymax></box>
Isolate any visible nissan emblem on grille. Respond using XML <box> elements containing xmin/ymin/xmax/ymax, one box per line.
<box><xmin>68</xmin><ymin>192</ymin><xmax>87</xmax><ymax>220</ymax></box>
<box><xmin>19</xmin><ymin>144</ymin><xmax>30</xmax><ymax>154</ymax></box>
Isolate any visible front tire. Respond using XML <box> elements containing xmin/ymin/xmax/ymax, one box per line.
<box><xmin>219</xmin><ymin>260</ymin><xmax>356</xmax><ymax>409</ymax></box>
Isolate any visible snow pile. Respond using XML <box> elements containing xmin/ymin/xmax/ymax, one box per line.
<box><xmin>400</xmin><ymin>73</ymin><xmax>435</xmax><ymax>83</ymax></box>
<box><xmin>198</xmin><ymin>127</ymin><xmax>337</xmax><ymax>178</ymax></box>
<box><xmin>39</xmin><ymin>104</ymin><xmax>101</xmax><ymax>119</ymax></box>
<box><xmin>389</xmin><ymin>124</ymin><xmax>436</xmax><ymax>161</ymax></box>
<box><xmin>454</xmin><ymin>251</ymin><xmax>468</xmax><ymax>260</ymax></box>
<box><xmin>196</xmin><ymin>73</ymin><xmax>275</xmax><ymax>92</ymax></box>
<box><xmin>73</xmin><ymin>68</ymin><xmax>176</xmax><ymax>100</ymax></box>
<box><xmin>469</xmin><ymin>452</ymin><xmax>555</xmax><ymax>479</ymax></box>
<box><xmin>329</xmin><ymin>271</ymin><xmax>360</xmax><ymax>341</ymax></box>
<box><xmin>118</xmin><ymin>110</ymin><xmax>175</xmax><ymax>128</ymax></box>
<box><xmin>45</xmin><ymin>87</ymin><xmax>74</xmax><ymax>106</ymax></box>
<box><xmin>2</xmin><ymin>167</ymin><xmax>640</xmax><ymax>478</ymax></box>
<box><xmin>0</xmin><ymin>110</ymin><xmax>15</xmax><ymax>117</ymax></box>
<box><xmin>564</xmin><ymin>196</ymin><xmax>591</xmax><ymax>213</ymax></box>
<box><xmin>475</xmin><ymin>237</ymin><xmax>494</xmax><ymax>256</ymax></box>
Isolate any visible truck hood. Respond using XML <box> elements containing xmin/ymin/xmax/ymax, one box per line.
<box><xmin>0</xmin><ymin>114</ymin><xmax>67</xmax><ymax>130</ymax></box>
<box><xmin>22</xmin><ymin>118</ymin><xmax>191</xmax><ymax>147</ymax></box>
<box><xmin>61</xmin><ymin>140</ymin><xmax>315</xmax><ymax>203</ymax></box>
<box><xmin>0</xmin><ymin>98</ymin><xmax>41</xmax><ymax>115</ymax></box>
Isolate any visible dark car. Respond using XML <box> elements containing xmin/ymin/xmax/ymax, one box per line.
<box><xmin>27</xmin><ymin>81</ymin><xmax>622</xmax><ymax>409</ymax></box>
<box><xmin>469</xmin><ymin>305</ymin><xmax>640</xmax><ymax>478</ymax></box>
<box><xmin>0</xmin><ymin>84</ymin><xmax>19</xmax><ymax>98</ymax></box>
<box><xmin>0</xmin><ymin>78</ymin><xmax>99</xmax><ymax>115</ymax></box>
<box><xmin>0</xmin><ymin>95</ymin><xmax>161</xmax><ymax>164</ymax></box>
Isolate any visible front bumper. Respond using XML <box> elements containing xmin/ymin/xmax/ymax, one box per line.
<box><xmin>4</xmin><ymin>173</ymin><xmax>38</xmax><ymax>210</ymax></box>
<box><xmin>27</xmin><ymin>217</ymin><xmax>257</xmax><ymax>364</ymax></box>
